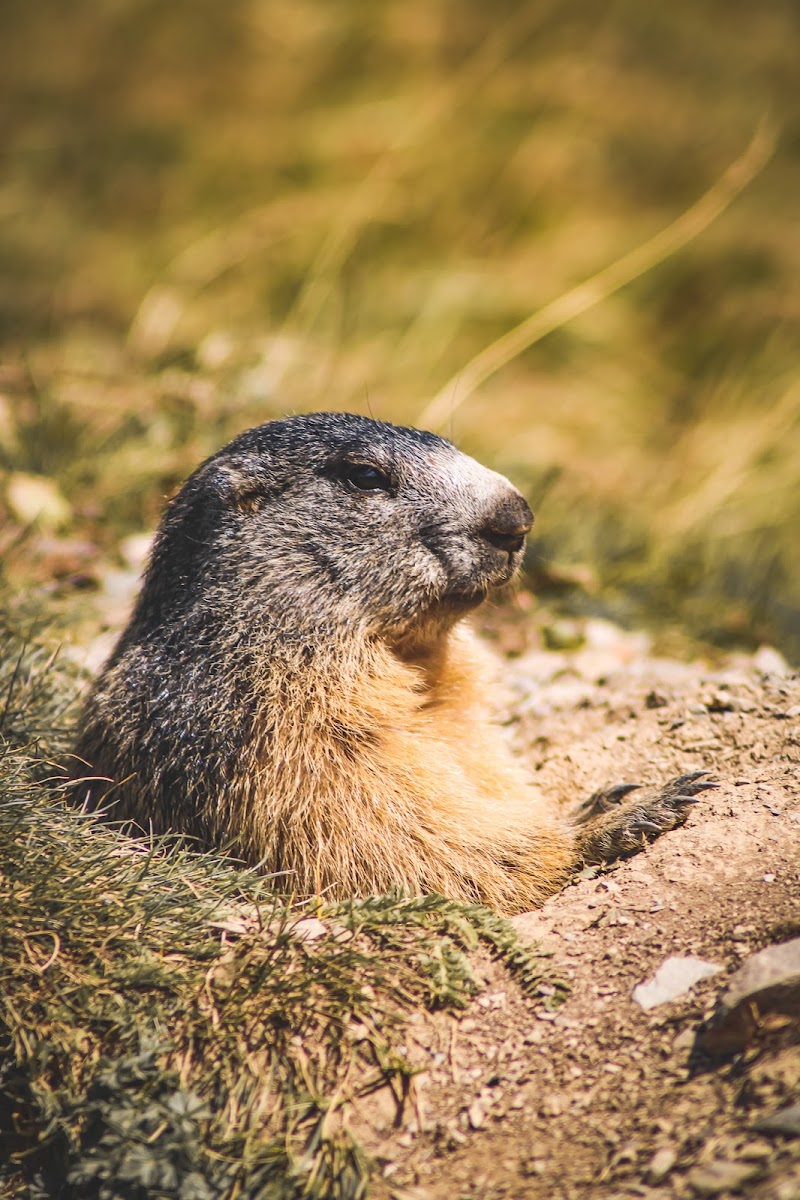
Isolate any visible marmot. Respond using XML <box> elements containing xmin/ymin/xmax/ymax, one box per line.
<box><xmin>73</xmin><ymin>413</ymin><xmax>711</xmax><ymax>914</ymax></box>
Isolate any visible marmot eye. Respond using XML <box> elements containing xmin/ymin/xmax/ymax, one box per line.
<box><xmin>341</xmin><ymin>463</ymin><xmax>392</xmax><ymax>493</ymax></box>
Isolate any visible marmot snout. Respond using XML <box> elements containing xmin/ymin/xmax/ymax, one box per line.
<box><xmin>73</xmin><ymin>412</ymin><xmax>711</xmax><ymax>914</ymax></box>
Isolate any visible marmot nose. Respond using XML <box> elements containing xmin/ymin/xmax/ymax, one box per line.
<box><xmin>480</xmin><ymin>494</ymin><xmax>534</xmax><ymax>554</ymax></box>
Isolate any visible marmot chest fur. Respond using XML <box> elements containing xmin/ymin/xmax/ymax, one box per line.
<box><xmin>73</xmin><ymin>412</ymin><xmax>710</xmax><ymax>914</ymax></box>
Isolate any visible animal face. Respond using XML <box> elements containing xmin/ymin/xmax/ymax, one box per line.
<box><xmin>141</xmin><ymin>413</ymin><xmax>533</xmax><ymax>644</ymax></box>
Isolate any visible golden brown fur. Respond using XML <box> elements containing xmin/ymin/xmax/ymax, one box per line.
<box><xmin>244</xmin><ymin>626</ymin><xmax>574</xmax><ymax>910</ymax></box>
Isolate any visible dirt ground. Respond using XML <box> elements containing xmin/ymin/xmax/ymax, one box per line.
<box><xmin>345</xmin><ymin>624</ymin><xmax>800</xmax><ymax>1200</ymax></box>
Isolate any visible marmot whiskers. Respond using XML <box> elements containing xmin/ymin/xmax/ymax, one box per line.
<box><xmin>73</xmin><ymin>413</ymin><xmax>712</xmax><ymax>914</ymax></box>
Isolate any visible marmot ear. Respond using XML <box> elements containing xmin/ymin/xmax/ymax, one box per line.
<box><xmin>202</xmin><ymin>459</ymin><xmax>266</xmax><ymax>513</ymax></box>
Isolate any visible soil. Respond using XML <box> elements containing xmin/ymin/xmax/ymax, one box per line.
<box><xmin>344</xmin><ymin>623</ymin><xmax>800</xmax><ymax>1200</ymax></box>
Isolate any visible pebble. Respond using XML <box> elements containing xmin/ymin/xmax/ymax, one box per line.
<box><xmin>755</xmin><ymin>1102</ymin><xmax>800</xmax><ymax>1137</ymax></box>
<box><xmin>687</xmin><ymin>1160</ymin><xmax>760</xmax><ymax>1195</ymax></box>
<box><xmin>632</xmin><ymin>956</ymin><xmax>722</xmax><ymax>1010</ymax></box>
<box><xmin>646</xmin><ymin>1146</ymin><xmax>677</xmax><ymax>1183</ymax></box>
<box><xmin>290</xmin><ymin>917</ymin><xmax>329</xmax><ymax>941</ymax></box>
<box><xmin>737</xmin><ymin>1139</ymin><xmax>774</xmax><ymax>1160</ymax></box>
<box><xmin>672</xmin><ymin>1027</ymin><xmax>695</xmax><ymax>1054</ymax></box>
<box><xmin>467</xmin><ymin>1100</ymin><xmax>486</xmax><ymax>1129</ymax></box>
<box><xmin>753</xmin><ymin>645</ymin><xmax>791</xmax><ymax>678</ymax></box>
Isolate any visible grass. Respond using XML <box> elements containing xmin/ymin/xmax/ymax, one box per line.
<box><xmin>1</xmin><ymin>0</ymin><xmax>799</xmax><ymax>658</ymax></box>
<box><xmin>0</xmin><ymin>613</ymin><xmax>551</xmax><ymax>1199</ymax></box>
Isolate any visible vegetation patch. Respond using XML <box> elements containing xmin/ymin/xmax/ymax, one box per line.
<box><xmin>2</xmin><ymin>1</ymin><xmax>799</xmax><ymax>661</ymax></box>
<box><xmin>0</xmin><ymin>619</ymin><xmax>547</xmax><ymax>1200</ymax></box>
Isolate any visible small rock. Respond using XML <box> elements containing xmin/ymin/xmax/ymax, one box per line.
<box><xmin>688</xmin><ymin>703</ymin><xmax>709</xmax><ymax>716</ymax></box>
<box><xmin>753</xmin><ymin>645</ymin><xmax>790</xmax><ymax>677</ymax></box>
<box><xmin>755</xmin><ymin>1102</ymin><xmax>800</xmax><ymax>1137</ymax></box>
<box><xmin>291</xmin><ymin>917</ymin><xmax>328</xmax><ymax>941</ymax></box>
<box><xmin>784</xmin><ymin>704</ymin><xmax>800</xmax><ymax>719</ymax></box>
<box><xmin>520</xmin><ymin>1158</ymin><xmax>549</xmax><ymax>1178</ymax></box>
<box><xmin>699</xmin><ymin>937</ymin><xmax>800</xmax><ymax>1055</ymax></box>
<box><xmin>476</xmin><ymin>991</ymin><xmax>506</xmax><ymax>1010</ymax></box>
<box><xmin>541</xmin><ymin>1093</ymin><xmax>565</xmax><ymax>1117</ymax></box>
<box><xmin>672</xmin><ymin>1027</ymin><xmax>695</xmax><ymax>1054</ymax></box>
<box><xmin>704</xmin><ymin>691</ymin><xmax>735</xmax><ymax>712</ymax></box>
<box><xmin>467</xmin><ymin>1100</ymin><xmax>485</xmax><ymax>1129</ymax></box>
<box><xmin>645</xmin><ymin>688</ymin><xmax>670</xmax><ymax>709</ymax></box>
<box><xmin>647</xmin><ymin>1147</ymin><xmax>677</xmax><ymax>1183</ymax></box>
<box><xmin>737</xmin><ymin>1139</ymin><xmax>774</xmax><ymax>1160</ymax></box>
<box><xmin>571</xmin><ymin>649</ymin><xmax>622</xmax><ymax>684</ymax></box>
<box><xmin>687</xmin><ymin>1160</ymin><xmax>760</xmax><ymax>1195</ymax></box>
<box><xmin>633</xmin><ymin>957</ymin><xmax>722</xmax><ymax>1010</ymax></box>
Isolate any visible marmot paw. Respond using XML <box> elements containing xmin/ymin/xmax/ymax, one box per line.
<box><xmin>575</xmin><ymin>770</ymin><xmax>718</xmax><ymax>865</ymax></box>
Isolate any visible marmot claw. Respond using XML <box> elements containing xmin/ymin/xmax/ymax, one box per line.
<box><xmin>576</xmin><ymin>770</ymin><xmax>718</xmax><ymax>865</ymax></box>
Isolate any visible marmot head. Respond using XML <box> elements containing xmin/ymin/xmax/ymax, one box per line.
<box><xmin>134</xmin><ymin>413</ymin><xmax>532</xmax><ymax>649</ymax></box>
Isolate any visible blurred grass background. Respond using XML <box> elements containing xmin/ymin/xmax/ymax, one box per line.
<box><xmin>1</xmin><ymin>0</ymin><xmax>799</xmax><ymax>659</ymax></box>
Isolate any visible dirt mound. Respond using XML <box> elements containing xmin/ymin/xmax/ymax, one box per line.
<box><xmin>354</xmin><ymin>639</ymin><xmax>800</xmax><ymax>1198</ymax></box>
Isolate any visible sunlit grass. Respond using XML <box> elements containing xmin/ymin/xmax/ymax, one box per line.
<box><xmin>0</xmin><ymin>0</ymin><xmax>798</xmax><ymax>657</ymax></box>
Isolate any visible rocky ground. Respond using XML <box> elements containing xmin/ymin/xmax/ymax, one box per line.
<box><xmin>343</xmin><ymin>620</ymin><xmax>800</xmax><ymax>1200</ymax></box>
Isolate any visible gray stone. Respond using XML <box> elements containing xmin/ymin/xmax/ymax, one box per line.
<box><xmin>687</xmin><ymin>1160</ymin><xmax>760</xmax><ymax>1195</ymax></box>
<box><xmin>699</xmin><ymin>937</ymin><xmax>800</xmax><ymax>1055</ymax></box>
<box><xmin>646</xmin><ymin>1147</ymin><xmax>677</xmax><ymax>1183</ymax></box>
<box><xmin>633</xmin><ymin>956</ymin><xmax>722</xmax><ymax>1010</ymax></box>
<box><xmin>755</xmin><ymin>1102</ymin><xmax>800</xmax><ymax>1137</ymax></box>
